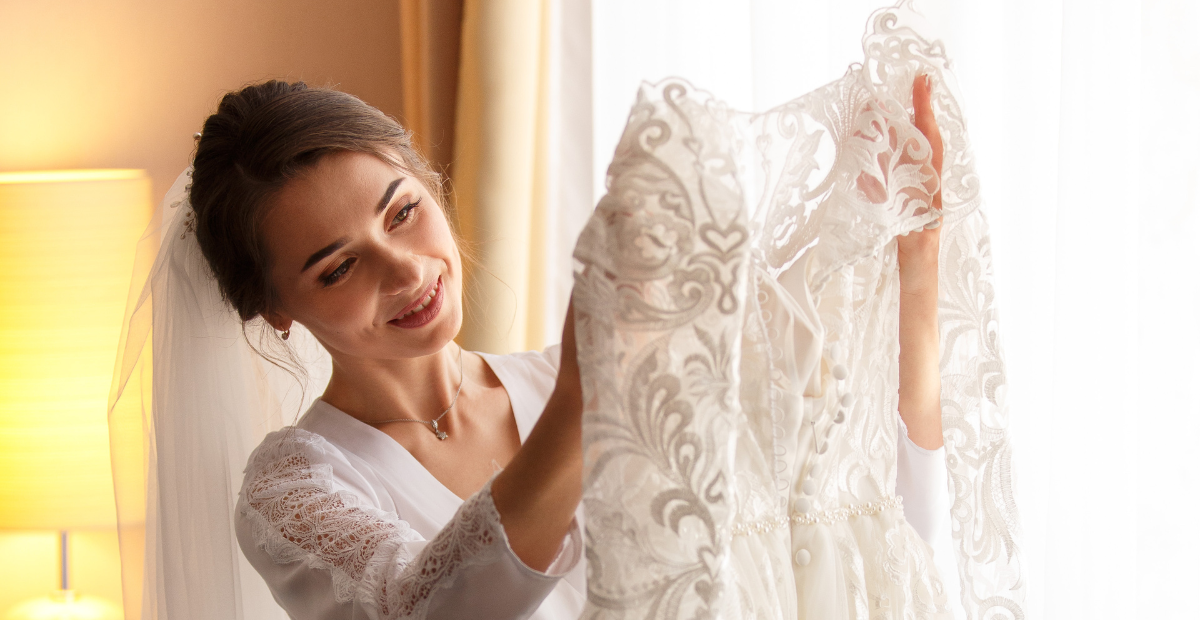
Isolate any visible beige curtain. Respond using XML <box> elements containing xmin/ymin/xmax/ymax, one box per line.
<box><xmin>398</xmin><ymin>0</ymin><xmax>464</xmax><ymax>177</ymax></box>
<box><xmin>450</xmin><ymin>0</ymin><xmax>554</xmax><ymax>354</ymax></box>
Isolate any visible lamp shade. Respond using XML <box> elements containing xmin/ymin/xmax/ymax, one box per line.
<box><xmin>0</xmin><ymin>170</ymin><xmax>152</xmax><ymax>530</ymax></box>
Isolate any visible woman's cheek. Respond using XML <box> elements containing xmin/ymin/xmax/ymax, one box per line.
<box><xmin>316</xmin><ymin>286</ymin><xmax>372</xmax><ymax>333</ymax></box>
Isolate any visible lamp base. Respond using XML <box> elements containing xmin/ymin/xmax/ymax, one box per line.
<box><xmin>4</xmin><ymin>589</ymin><xmax>121</xmax><ymax>620</ymax></box>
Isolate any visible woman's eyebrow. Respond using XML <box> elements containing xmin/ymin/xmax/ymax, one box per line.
<box><xmin>376</xmin><ymin>177</ymin><xmax>405</xmax><ymax>214</ymax></box>
<box><xmin>303</xmin><ymin>239</ymin><xmax>348</xmax><ymax>272</ymax></box>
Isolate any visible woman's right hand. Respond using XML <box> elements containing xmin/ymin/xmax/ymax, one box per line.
<box><xmin>552</xmin><ymin>299</ymin><xmax>582</xmax><ymax>410</ymax></box>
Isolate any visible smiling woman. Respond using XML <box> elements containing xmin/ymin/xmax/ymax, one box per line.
<box><xmin>116</xmin><ymin>80</ymin><xmax>590</xmax><ymax>620</ymax></box>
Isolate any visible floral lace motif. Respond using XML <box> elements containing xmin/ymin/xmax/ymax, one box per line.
<box><xmin>572</xmin><ymin>2</ymin><xmax>1022</xmax><ymax>619</ymax></box>
<box><xmin>377</xmin><ymin>480</ymin><xmax>508</xmax><ymax>619</ymax></box>
<box><xmin>239</xmin><ymin>429</ymin><xmax>508</xmax><ymax>620</ymax></box>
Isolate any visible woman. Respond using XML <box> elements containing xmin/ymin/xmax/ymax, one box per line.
<box><xmin>140</xmin><ymin>73</ymin><xmax>948</xmax><ymax>619</ymax></box>
<box><xmin>190</xmin><ymin>81</ymin><xmax>588</xmax><ymax>619</ymax></box>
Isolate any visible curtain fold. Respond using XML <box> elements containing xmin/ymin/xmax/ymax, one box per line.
<box><xmin>398</xmin><ymin>0</ymin><xmax>464</xmax><ymax>178</ymax></box>
<box><xmin>452</xmin><ymin>0</ymin><xmax>545</xmax><ymax>354</ymax></box>
<box><xmin>452</xmin><ymin>0</ymin><xmax>592</xmax><ymax>354</ymax></box>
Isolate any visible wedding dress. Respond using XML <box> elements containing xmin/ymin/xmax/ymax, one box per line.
<box><xmin>570</xmin><ymin>3</ymin><xmax>1023</xmax><ymax>619</ymax></box>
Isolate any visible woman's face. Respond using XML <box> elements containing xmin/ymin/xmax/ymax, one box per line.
<box><xmin>261</xmin><ymin>150</ymin><xmax>463</xmax><ymax>361</ymax></box>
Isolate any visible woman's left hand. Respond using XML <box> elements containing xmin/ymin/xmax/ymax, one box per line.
<box><xmin>896</xmin><ymin>74</ymin><xmax>945</xmax><ymax>450</ymax></box>
<box><xmin>897</xmin><ymin>74</ymin><xmax>943</xmax><ymax>296</ymax></box>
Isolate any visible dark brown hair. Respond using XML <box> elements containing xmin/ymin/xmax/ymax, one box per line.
<box><xmin>189</xmin><ymin>80</ymin><xmax>449</xmax><ymax>323</ymax></box>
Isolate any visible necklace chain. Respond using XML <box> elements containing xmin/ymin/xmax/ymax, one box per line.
<box><xmin>370</xmin><ymin>347</ymin><xmax>463</xmax><ymax>440</ymax></box>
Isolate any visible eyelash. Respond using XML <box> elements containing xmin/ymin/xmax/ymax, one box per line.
<box><xmin>320</xmin><ymin>198</ymin><xmax>422</xmax><ymax>287</ymax></box>
<box><xmin>321</xmin><ymin>257</ymin><xmax>356</xmax><ymax>287</ymax></box>
<box><xmin>391</xmin><ymin>198</ymin><xmax>421</xmax><ymax>228</ymax></box>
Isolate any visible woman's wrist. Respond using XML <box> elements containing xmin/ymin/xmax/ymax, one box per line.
<box><xmin>897</xmin><ymin>233</ymin><xmax>940</xmax><ymax>294</ymax></box>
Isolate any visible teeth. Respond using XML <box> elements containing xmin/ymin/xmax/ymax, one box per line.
<box><xmin>401</xmin><ymin>281</ymin><xmax>439</xmax><ymax>318</ymax></box>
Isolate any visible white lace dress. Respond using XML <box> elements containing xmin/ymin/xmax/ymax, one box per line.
<box><xmin>235</xmin><ymin>344</ymin><xmax>948</xmax><ymax>620</ymax></box>
<box><xmin>571</xmin><ymin>4</ymin><xmax>1023</xmax><ymax>619</ymax></box>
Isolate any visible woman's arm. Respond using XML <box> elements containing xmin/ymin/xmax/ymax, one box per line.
<box><xmin>489</xmin><ymin>302</ymin><xmax>583</xmax><ymax>571</ymax></box>
<box><xmin>897</xmin><ymin>75</ymin><xmax>945</xmax><ymax>450</ymax></box>
<box><xmin>237</xmin><ymin>430</ymin><xmax>573</xmax><ymax>620</ymax></box>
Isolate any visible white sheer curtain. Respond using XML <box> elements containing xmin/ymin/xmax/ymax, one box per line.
<box><xmin>566</xmin><ymin>1</ymin><xmax>1199</xmax><ymax>618</ymax></box>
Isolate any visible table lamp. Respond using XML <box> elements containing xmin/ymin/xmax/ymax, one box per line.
<box><xmin>0</xmin><ymin>170</ymin><xmax>153</xmax><ymax>619</ymax></box>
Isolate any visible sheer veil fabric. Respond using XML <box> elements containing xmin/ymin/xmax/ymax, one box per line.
<box><xmin>572</xmin><ymin>2</ymin><xmax>1023</xmax><ymax>619</ymax></box>
<box><xmin>108</xmin><ymin>170</ymin><xmax>330</xmax><ymax>619</ymax></box>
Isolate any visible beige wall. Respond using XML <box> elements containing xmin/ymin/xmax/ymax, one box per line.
<box><xmin>0</xmin><ymin>1</ymin><xmax>404</xmax><ymax>616</ymax></box>
<box><xmin>0</xmin><ymin>0</ymin><xmax>405</xmax><ymax>201</ymax></box>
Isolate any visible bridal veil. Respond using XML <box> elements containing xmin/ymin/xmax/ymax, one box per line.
<box><xmin>107</xmin><ymin>170</ymin><xmax>330</xmax><ymax>619</ymax></box>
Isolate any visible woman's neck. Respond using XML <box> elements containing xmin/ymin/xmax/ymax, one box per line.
<box><xmin>320</xmin><ymin>342</ymin><xmax>464</xmax><ymax>425</ymax></box>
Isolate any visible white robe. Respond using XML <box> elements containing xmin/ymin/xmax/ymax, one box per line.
<box><xmin>234</xmin><ymin>347</ymin><xmax>945</xmax><ymax>620</ymax></box>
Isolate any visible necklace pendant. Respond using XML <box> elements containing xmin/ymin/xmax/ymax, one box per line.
<box><xmin>431</xmin><ymin>420</ymin><xmax>448</xmax><ymax>441</ymax></box>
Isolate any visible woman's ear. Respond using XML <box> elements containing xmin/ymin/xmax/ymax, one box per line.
<box><xmin>262</xmin><ymin>311</ymin><xmax>293</xmax><ymax>334</ymax></box>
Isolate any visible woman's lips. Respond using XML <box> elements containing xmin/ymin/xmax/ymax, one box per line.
<box><xmin>389</xmin><ymin>277</ymin><xmax>444</xmax><ymax>329</ymax></box>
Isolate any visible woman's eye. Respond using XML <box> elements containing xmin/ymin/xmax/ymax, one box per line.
<box><xmin>321</xmin><ymin>258</ymin><xmax>356</xmax><ymax>287</ymax></box>
<box><xmin>391</xmin><ymin>198</ymin><xmax>421</xmax><ymax>227</ymax></box>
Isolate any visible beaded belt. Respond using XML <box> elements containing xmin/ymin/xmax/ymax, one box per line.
<box><xmin>731</xmin><ymin>495</ymin><xmax>903</xmax><ymax>536</ymax></box>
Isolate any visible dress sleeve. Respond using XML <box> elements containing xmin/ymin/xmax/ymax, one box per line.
<box><xmin>235</xmin><ymin>430</ymin><xmax>582</xmax><ymax>620</ymax></box>
<box><xmin>894</xmin><ymin>417</ymin><xmax>950</xmax><ymax>544</ymax></box>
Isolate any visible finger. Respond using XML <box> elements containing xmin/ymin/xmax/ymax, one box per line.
<box><xmin>907</xmin><ymin>75</ymin><xmax>945</xmax><ymax>219</ymax></box>
<box><xmin>560</xmin><ymin>295</ymin><xmax>578</xmax><ymax>369</ymax></box>
<box><xmin>912</xmin><ymin>75</ymin><xmax>934</xmax><ymax>131</ymax></box>
<box><xmin>912</xmin><ymin>74</ymin><xmax>931</xmax><ymax>123</ymax></box>
<box><xmin>911</xmin><ymin>75</ymin><xmax>942</xmax><ymax>169</ymax></box>
<box><xmin>911</xmin><ymin>75</ymin><xmax>944</xmax><ymax>215</ymax></box>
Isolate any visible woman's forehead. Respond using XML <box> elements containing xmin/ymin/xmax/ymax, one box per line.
<box><xmin>262</xmin><ymin>152</ymin><xmax>414</xmax><ymax>264</ymax></box>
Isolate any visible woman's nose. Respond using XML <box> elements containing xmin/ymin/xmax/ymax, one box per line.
<box><xmin>375</xmin><ymin>243</ymin><xmax>423</xmax><ymax>297</ymax></box>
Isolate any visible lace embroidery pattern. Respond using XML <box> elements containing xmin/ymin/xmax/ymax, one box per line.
<box><xmin>573</xmin><ymin>2</ymin><xmax>1023</xmax><ymax>619</ymax></box>
<box><xmin>240</xmin><ymin>429</ymin><xmax>419</xmax><ymax>606</ymax></box>
<box><xmin>574</xmin><ymin>78</ymin><xmax>750</xmax><ymax>620</ymax></box>
<box><xmin>862</xmin><ymin>7</ymin><xmax>1026</xmax><ymax>618</ymax></box>
<box><xmin>377</xmin><ymin>480</ymin><xmax>508</xmax><ymax>619</ymax></box>
<box><xmin>239</xmin><ymin>429</ymin><xmax>509</xmax><ymax>619</ymax></box>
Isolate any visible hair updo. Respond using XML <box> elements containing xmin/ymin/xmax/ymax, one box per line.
<box><xmin>189</xmin><ymin>80</ymin><xmax>447</xmax><ymax>323</ymax></box>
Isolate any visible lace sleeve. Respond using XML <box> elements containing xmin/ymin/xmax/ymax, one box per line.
<box><xmin>236</xmin><ymin>429</ymin><xmax>571</xmax><ymax>620</ymax></box>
